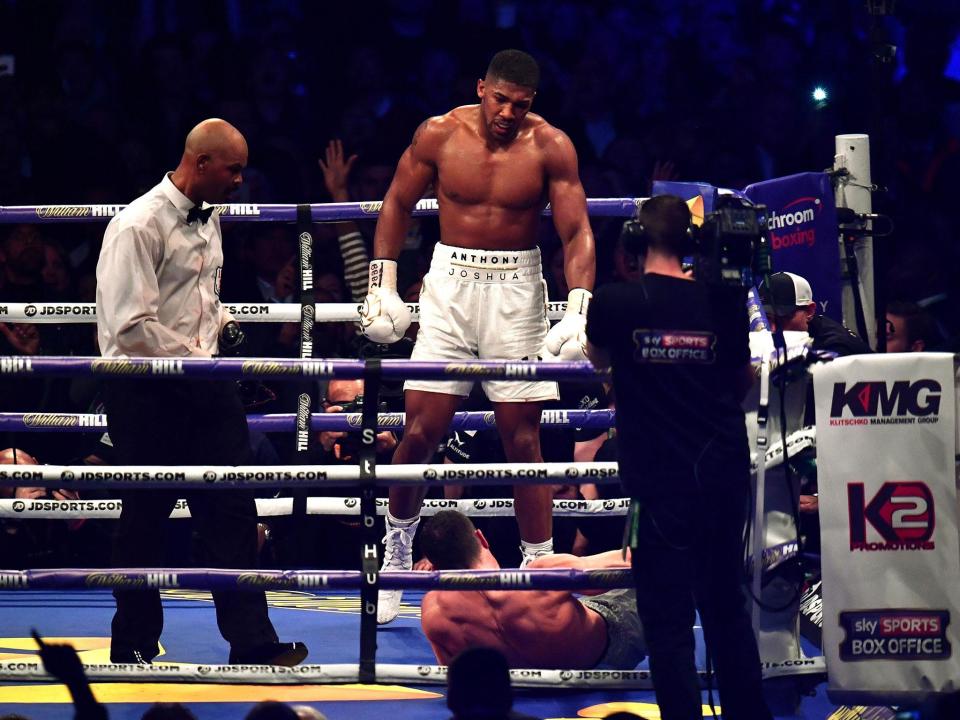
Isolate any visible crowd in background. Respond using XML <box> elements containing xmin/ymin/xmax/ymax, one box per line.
<box><xmin>1</xmin><ymin>0</ymin><xmax>960</xmax><ymax>570</ymax></box>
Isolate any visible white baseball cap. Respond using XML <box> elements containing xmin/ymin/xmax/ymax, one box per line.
<box><xmin>760</xmin><ymin>271</ymin><xmax>814</xmax><ymax>316</ymax></box>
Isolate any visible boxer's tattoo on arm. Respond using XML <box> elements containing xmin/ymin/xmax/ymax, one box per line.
<box><xmin>411</xmin><ymin>120</ymin><xmax>428</xmax><ymax>150</ymax></box>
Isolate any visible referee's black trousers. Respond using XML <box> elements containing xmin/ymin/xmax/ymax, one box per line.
<box><xmin>104</xmin><ymin>378</ymin><xmax>278</xmax><ymax>662</ymax></box>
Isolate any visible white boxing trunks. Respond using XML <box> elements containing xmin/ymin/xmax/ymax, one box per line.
<box><xmin>405</xmin><ymin>242</ymin><xmax>559</xmax><ymax>402</ymax></box>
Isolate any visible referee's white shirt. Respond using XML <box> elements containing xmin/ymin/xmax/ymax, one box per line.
<box><xmin>96</xmin><ymin>174</ymin><xmax>233</xmax><ymax>358</ymax></box>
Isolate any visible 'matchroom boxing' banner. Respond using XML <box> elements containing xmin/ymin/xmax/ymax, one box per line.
<box><xmin>814</xmin><ymin>354</ymin><xmax>960</xmax><ymax>703</ymax></box>
<box><xmin>744</xmin><ymin>172</ymin><xmax>843</xmax><ymax>322</ymax></box>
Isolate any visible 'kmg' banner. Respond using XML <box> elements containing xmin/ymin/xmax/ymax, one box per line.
<box><xmin>814</xmin><ymin>354</ymin><xmax>960</xmax><ymax>702</ymax></box>
<box><xmin>744</xmin><ymin>172</ymin><xmax>843</xmax><ymax>322</ymax></box>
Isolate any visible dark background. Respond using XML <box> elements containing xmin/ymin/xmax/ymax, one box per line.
<box><xmin>2</xmin><ymin>0</ymin><xmax>959</xmax><ymax>300</ymax></box>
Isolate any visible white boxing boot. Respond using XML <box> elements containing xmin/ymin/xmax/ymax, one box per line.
<box><xmin>377</xmin><ymin>513</ymin><xmax>419</xmax><ymax>624</ymax></box>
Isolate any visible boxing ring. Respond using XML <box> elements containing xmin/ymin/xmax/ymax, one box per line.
<box><xmin>0</xmin><ymin>198</ymin><xmax>854</xmax><ymax>718</ymax></box>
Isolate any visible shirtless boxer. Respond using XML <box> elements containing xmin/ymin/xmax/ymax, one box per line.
<box><xmin>359</xmin><ymin>49</ymin><xmax>596</xmax><ymax>623</ymax></box>
<box><xmin>419</xmin><ymin>511</ymin><xmax>646</xmax><ymax>669</ymax></box>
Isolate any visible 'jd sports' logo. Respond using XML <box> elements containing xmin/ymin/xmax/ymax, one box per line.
<box><xmin>830</xmin><ymin>380</ymin><xmax>941</xmax><ymax>418</ymax></box>
<box><xmin>848</xmin><ymin>481</ymin><xmax>935</xmax><ymax>551</ymax></box>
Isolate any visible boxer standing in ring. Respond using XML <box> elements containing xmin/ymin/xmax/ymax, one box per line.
<box><xmin>359</xmin><ymin>49</ymin><xmax>596</xmax><ymax>623</ymax></box>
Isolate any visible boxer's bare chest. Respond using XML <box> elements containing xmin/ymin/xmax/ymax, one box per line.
<box><xmin>436</xmin><ymin>128</ymin><xmax>546</xmax><ymax>212</ymax></box>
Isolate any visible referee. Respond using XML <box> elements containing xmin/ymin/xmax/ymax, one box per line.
<box><xmin>96</xmin><ymin>118</ymin><xmax>306</xmax><ymax>666</ymax></box>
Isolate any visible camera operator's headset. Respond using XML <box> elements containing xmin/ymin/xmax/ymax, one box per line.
<box><xmin>619</xmin><ymin>198</ymin><xmax>699</xmax><ymax>258</ymax></box>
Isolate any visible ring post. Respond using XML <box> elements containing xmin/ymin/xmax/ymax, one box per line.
<box><xmin>358</xmin><ymin>358</ymin><xmax>383</xmax><ymax>683</ymax></box>
<box><xmin>292</xmin><ymin>203</ymin><xmax>318</xmax><ymax>561</ymax></box>
<box><xmin>751</xmin><ymin>358</ymin><xmax>771</xmax><ymax>634</ymax></box>
<box><xmin>833</xmin><ymin>134</ymin><xmax>876</xmax><ymax>348</ymax></box>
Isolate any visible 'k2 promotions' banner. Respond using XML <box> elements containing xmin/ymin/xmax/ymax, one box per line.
<box><xmin>814</xmin><ymin>354</ymin><xmax>960</xmax><ymax>701</ymax></box>
<box><xmin>745</xmin><ymin>172</ymin><xmax>843</xmax><ymax>323</ymax></box>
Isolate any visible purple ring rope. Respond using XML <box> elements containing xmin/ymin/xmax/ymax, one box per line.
<box><xmin>0</xmin><ymin>198</ymin><xmax>641</xmax><ymax>224</ymax></box>
<box><xmin>0</xmin><ymin>409</ymin><xmax>616</xmax><ymax>433</ymax></box>
<box><xmin>747</xmin><ymin>286</ymin><xmax>771</xmax><ymax>332</ymax></box>
<box><xmin>0</xmin><ymin>356</ymin><xmax>608</xmax><ymax>381</ymax></box>
<box><xmin>0</xmin><ymin>567</ymin><xmax>632</xmax><ymax>591</ymax></box>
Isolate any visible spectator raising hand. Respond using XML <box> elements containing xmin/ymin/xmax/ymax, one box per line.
<box><xmin>318</xmin><ymin>139</ymin><xmax>370</xmax><ymax>305</ymax></box>
<box><xmin>319</xmin><ymin>139</ymin><xmax>358</xmax><ymax>203</ymax></box>
<box><xmin>33</xmin><ymin>629</ymin><xmax>107</xmax><ymax>720</ymax></box>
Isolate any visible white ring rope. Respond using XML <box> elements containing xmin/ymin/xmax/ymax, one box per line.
<box><xmin>0</xmin><ymin>496</ymin><xmax>632</xmax><ymax>520</ymax></box>
<box><xmin>0</xmin><ymin>429</ymin><xmax>813</xmax><ymax>492</ymax></box>
<box><xmin>0</xmin><ymin>658</ymin><xmax>825</xmax><ymax>687</ymax></box>
<box><xmin>0</xmin><ymin>461</ymin><xmax>621</xmax><ymax>489</ymax></box>
<box><xmin>0</xmin><ymin>302</ymin><xmax>572</xmax><ymax>324</ymax></box>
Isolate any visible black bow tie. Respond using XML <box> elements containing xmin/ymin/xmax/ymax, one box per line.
<box><xmin>186</xmin><ymin>204</ymin><xmax>214</xmax><ymax>225</ymax></box>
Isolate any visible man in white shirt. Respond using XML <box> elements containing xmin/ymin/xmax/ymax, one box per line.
<box><xmin>96</xmin><ymin>118</ymin><xmax>306</xmax><ymax>666</ymax></box>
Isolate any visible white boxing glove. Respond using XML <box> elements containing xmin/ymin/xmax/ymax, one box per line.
<box><xmin>544</xmin><ymin>288</ymin><xmax>592</xmax><ymax>361</ymax></box>
<box><xmin>359</xmin><ymin>259</ymin><xmax>412</xmax><ymax>344</ymax></box>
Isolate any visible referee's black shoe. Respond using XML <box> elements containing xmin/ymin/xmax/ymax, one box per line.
<box><xmin>110</xmin><ymin>649</ymin><xmax>152</xmax><ymax>665</ymax></box>
<box><xmin>229</xmin><ymin>641</ymin><xmax>308</xmax><ymax>666</ymax></box>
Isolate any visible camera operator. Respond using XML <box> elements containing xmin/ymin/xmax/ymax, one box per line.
<box><xmin>585</xmin><ymin>195</ymin><xmax>771</xmax><ymax>720</ymax></box>
<box><xmin>266</xmin><ymin>377</ymin><xmax>399</xmax><ymax>570</ymax></box>
<box><xmin>0</xmin><ymin>447</ymin><xmax>87</xmax><ymax>569</ymax></box>
<box><xmin>317</xmin><ymin>378</ymin><xmax>398</xmax><ymax>462</ymax></box>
